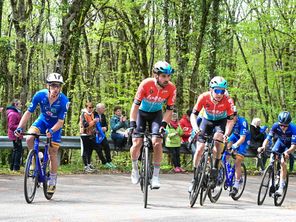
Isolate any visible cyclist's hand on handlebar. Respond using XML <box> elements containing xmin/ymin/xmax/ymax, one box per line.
<box><xmin>129</xmin><ymin>121</ymin><xmax>137</xmax><ymax>134</ymax></box>
<box><xmin>223</xmin><ymin>134</ymin><xmax>229</xmax><ymax>143</ymax></box>
<box><xmin>231</xmin><ymin>144</ymin><xmax>238</xmax><ymax>151</ymax></box>
<box><xmin>14</xmin><ymin>127</ymin><xmax>23</xmax><ymax>137</ymax></box>
<box><xmin>46</xmin><ymin>129</ymin><xmax>54</xmax><ymax>138</ymax></box>
<box><xmin>283</xmin><ymin>151</ymin><xmax>289</xmax><ymax>160</ymax></box>
<box><xmin>257</xmin><ymin>147</ymin><xmax>264</xmax><ymax>154</ymax></box>
<box><xmin>159</xmin><ymin>121</ymin><xmax>168</xmax><ymax>137</ymax></box>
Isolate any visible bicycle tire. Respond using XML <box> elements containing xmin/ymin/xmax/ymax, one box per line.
<box><xmin>231</xmin><ymin>162</ymin><xmax>247</xmax><ymax>201</ymax></box>
<box><xmin>200</xmin><ymin>153</ymin><xmax>211</xmax><ymax>206</ymax></box>
<box><xmin>208</xmin><ymin>163</ymin><xmax>225</xmax><ymax>203</ymax></box>
<box><xmin>257</xmin><ymin>165</ymin><xmax>272</xmax><ymax>205</ymax></box>
<box><xmin>43</xmin><ymin>159</ymin><xmax>54</xmax><ymax>200</ymax></box>
<box><xmin>274</xmin><ymin>171</ymin><xmax>289</xmax><ymax>206</ymax></box>
<box><xmin>143</xmin><ymin>146</ymin><xmax>149</xmax><ymax>208</ymax></box>
<box><xmin>24</xmin><ymin>150</ymin><xmax>38</xmax><ymax>204</ymax></box>
<box><xmin>189</xmin><ymin>151</ymin><xmax>208</xmax><ymax>207</ymax></box>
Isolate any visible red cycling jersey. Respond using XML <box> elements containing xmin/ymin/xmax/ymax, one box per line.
<box><xmin>193</xmin><ymin>92</ymin><xmax>234</xmax><ymax>121</ymax></box>
<box><xmin>134</xmin><ymin>78</ymin><xmax>176</xmax><ymax>112</ymax></box>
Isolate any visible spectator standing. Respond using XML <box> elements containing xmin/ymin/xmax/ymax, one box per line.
<box><xmin>94</xmin><ymin>103</ymin><xmax>116</xmax><ymax>169</ymax></box>
<box><xmin>165</xmin><ymin>112</ymin><xmax>184</xmax><ymax>173</ymax></box>
<box><xmin>79</xmin><ymin>102</ymin><xmax>100</xmax><ymax>173</ymax></box>
<box><xmin>6</xmin><ymin>99</ymin><xmax>23</xmax><ymax>171</ymax></box>
<box><xmin>249</xmin><ymin>117</ymin><xmax>267</xmax><ymax>171</ymax></box>
<box><xmin>110</xmin><ymin>106</ymin><xmax>129</xmax><ymax>150</ymax></box>
<box><xmin>179</xmin><ymin>109</ymin><xmax>192</xmax><ymax>145</ymax></box>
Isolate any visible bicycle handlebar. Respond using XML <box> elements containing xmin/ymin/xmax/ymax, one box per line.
<box><xmin>22</xmin><ymin>133</ymin><xmax>47</xmax><ymax>137</ymax></box>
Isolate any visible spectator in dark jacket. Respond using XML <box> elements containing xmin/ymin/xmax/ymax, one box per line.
<box><xmin>6</xmin><ymin>99</ymin><xmax>23</xmax><ymax>171</ymax></box>
<box><xmin>249</xmin><ymin>118</ymin><xmax>267</xmax><ymax>171</ymax></box>
<box><xmin>94</xmin><ymin>103</ymin><xmax>116</xmax><ymax>169</ymax></box>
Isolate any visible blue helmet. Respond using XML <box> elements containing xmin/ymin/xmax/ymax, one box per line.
<box><xmin>209</xmin><ymin>76</ymin><xmax>228</xmax><ymax>89</ymax></box>
<box><xmin>153</xmin><ymin>61</ymin><xmax>174</xmax><ymax>75</ymax></box>
<box><xmin>278</xmin><ymin>111</ymin><xmax>292</xmax><ymax>125</ymax></box>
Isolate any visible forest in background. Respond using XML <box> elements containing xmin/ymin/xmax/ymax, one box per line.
<box><xmin>0</xmin><ymin>0</ymin><xmax>295</xmax><ymax>136</ymax></box>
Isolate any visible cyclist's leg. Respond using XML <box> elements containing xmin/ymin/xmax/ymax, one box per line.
<box><xmin>273</xmin><ymin>139</ymin><xmax>287</xmax><ymax>195</ymax></box>
<box><xmin>150</xmin><ymin>110</ymin><xmax>163</xmax><ymax>188</ymax></box>
<box><xmin>130</xmin><ymin>110</ymin><xmax>145</xmax><ymax>184</ymax></box>
<box><xmin>212</xmin><ymin>118</ymin><xmax>227</xmax><ymax>167</ymax></box>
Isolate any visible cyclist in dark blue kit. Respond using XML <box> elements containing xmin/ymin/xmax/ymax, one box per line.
<box><xmin>15</xmin><ymin>73</ymin><xmax>69</xmax><ymax>194</ymax></box>
<box><xmin>227</xmin><ymin>106</ymin><xmax>250</xmax><ymax>197</ymax></box>
<box><xmin>258</xmin><ymin>111</ymin><xmax>296</xmax><ymax>196</ymax></box>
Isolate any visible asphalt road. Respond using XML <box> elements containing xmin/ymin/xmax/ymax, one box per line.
<box><xmin>0</xmin><ymin>173</ymin><xmax>296</xmax><ymax>222</ymax></box>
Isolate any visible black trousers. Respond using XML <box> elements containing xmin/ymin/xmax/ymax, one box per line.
<box><xmin>168</xmin><ymin>147</ymin><xmax>181</xmax><ymax>168</ymax></box>
<box><xmin>10</xmin><ymin>139</ymin><xmax>23</xmax><ymax>171</ymax></box>
<box><xmin>89</xmin><ymin>137</ymin><xmax>112</xmax><ymax>164</ymax></box>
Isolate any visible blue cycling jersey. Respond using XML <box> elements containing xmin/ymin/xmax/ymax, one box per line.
<box><xmin>267</xmin><ymin>122</ymin><xmax>296</xmax><ymax>146</ymax></box>
<box><xmin>232</xmin><ymin>116</ymin><xmax>250</xmax><ymax>137</ymax></box>
<box><xmin>28</xmin><ymin>89</ymin><xmax>69</xmax><ymax>125</ymax></box>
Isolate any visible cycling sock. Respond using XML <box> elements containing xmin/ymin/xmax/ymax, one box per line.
<box><xmin>49</xmin><ymin>173</ymin><xmax>57</xmax><ymax>186</ymax></box>
<box><xmin>280</xmin><ymin>180</ymin><xmax>286</xmax><ymax>188</ymax></box>
<box><xmin>132</xmin><ymin>159</ymin><xmax>138</xmax><ymax>170</ymax></box>
<box><xmin>153</xmin><ymin>162</ymin><xmax>160</xmax><ymax>177</ymax></box>
<box><xmin>234</xmin><ymin>179</ymin><xmax>240</xmax><ymax>189</ymax></box>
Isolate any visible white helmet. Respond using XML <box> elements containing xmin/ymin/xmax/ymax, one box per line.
<box><xmin>46</xmin><ymin>73</ymin><xmax>64</xmax><ymax>84</ymax></box>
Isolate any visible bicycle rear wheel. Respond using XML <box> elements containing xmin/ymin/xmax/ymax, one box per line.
<box><xmin>189</xmin><ymin>151</ymin><xmax>208</xmax><ymax>207</ymax></box>
<box><xmin>257</xmin><ymin>165</ymin><xmax>272</xmax><ymax>205</ymax></box>
<box><xmin>24</xmin><ymin>150</ymin><xmax>38</xmax><ymax>204</ymax></box>
<box><xmin>208</xmin><ymin>163</ymin><xmax>225</xmax><ymax>203</ymax></box>
<box><xmin>141</xmin><ymin>146</ymin><xmax>149</xmax><ymax>208</ymax></box>
<box><xmin>274</xmin><ymin>171</ymin><xmax>289</xmax><ymax>206</ymax></box>
<box><xmin>43</xmin><ymin>159</ymin><xmax>54</xmax><ymax>200</ymax></box>
<box><xmin>231</xmin><ymin>162</ymin><xmax>247</xmax><ymax>201</ymax></box>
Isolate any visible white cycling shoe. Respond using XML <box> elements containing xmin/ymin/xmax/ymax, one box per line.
<box><xmin>131</xmin><ymin>169</ymin><xmax>140</xmax><ymax>184</ymax></box>
<box><xmin>151</xmin><ymin>176</ymin><xmax>160</xmax><ymax>189</ymax></box>
<box><xmin>275</xmin><ymin>187</ymin><xmax>284</xmax><ymax>196</ymax></box>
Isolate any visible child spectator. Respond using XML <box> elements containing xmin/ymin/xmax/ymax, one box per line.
<box><xmin>165</xmin><ymin>112</ymin><xmax>185</xmax><ymax>173</ymax></box>
<box><xmin>179</xmin><ymin>109</ymin><xmax>192</xmax><ymax>145</ymax></box>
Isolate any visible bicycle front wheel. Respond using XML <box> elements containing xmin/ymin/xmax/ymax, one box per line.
<box><xmin>274</xmin><ymin>171</ymin><xmax>289</xmax><ymax>206</ymax></box>
<box><xmin>199</xmin><ymin>156</ymin><xmax>211</xmax><ymax>206</ymax></box>
<box><xmin>257</xmin><ymin>165</ymin><xmax>272</xmax><ymax>205</ymax></box>
<box><xmin>142</xmin><ymin>146</ymin><xmax>149</xmax><ymax>208</ymax></box>
<box><xmin>208</xmin><ymin>162</ymin><xmax>225</xmax><ymax>203</ymax></box>
<box><xmin>24</xmin><ymin>150</ymin><xmax>38</xmax><ymax>204</ymax></box>
<box><xmin>189</xmin><ymin>151</ymin><xmax>208</xmax><ymax>207</ymax></box>
<box><xmin>43</xmin><ymin>159</ymin><xmax>54</xmax><ymax>200</ymax></box>
<box><xmin>231</xmin><ymin>162</ymin><xmax>247</xmax><ymax>201</ymax></box>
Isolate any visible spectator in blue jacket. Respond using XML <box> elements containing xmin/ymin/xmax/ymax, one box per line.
<box><xmin>110</xmin><ymin>106</ymin><xmax>129</xmax><ymax>150</ymax></box>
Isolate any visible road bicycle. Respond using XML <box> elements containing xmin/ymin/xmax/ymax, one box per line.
<box><xmin>189</xmin><ymin>135</ymin><xmax>222</xmax><ymax>207</ymax></box>
<box><xmin>257</xmin><ymin>152</ymin><xmax>289</xmax><ymax>206</ymax></box>
<box><xmin>209</xmin><ymin>147</ymin><xmax>247</xmax><ymax>203</ymax></box>
<box><xmin>23</xmin><ymin>133</ymin><xmax>54</xmax><ymax>203</ymax></box>
<box><xmin>138</xmin><ymin>132</ymin><xmax>161</xmax><ymax>208</ymax></box>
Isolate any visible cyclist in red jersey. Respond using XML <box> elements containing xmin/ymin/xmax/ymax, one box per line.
<box><xmin>189</xmin><ymin>76</ymin><xmax>235</xmax><ymax>190</ymax></box>
<box><xmin>129</xmin><ymin>61</ymin><xmax>176</xmax><ymax>189</ymax></box>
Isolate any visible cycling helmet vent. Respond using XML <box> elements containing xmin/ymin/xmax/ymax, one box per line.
<box><xmin>209</xmin><ymin>76</ymin><xmax>228</xmax><ymax>89</ymax></box>
<box><xmin>46</xmin><ymin>73</ymin><xmax>64</xmax><ymax>84</ymax></box>
<box><xmin>153</xmin><ymin>61</ymin><xmax>174</xmax><ymax>75</ymax></box>
<box><xmin>278</xmin><ymin>111</ymin><xmax>292</xmax><ymax>125</ymax></box>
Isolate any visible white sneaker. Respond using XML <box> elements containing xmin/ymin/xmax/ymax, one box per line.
<box><xmin>84</xmin><ymin>166</ymin><xmax>94</xmax><ymax>173</ymax></box>
<box><xmin>275</xmin><ymin>187</ymin><xmax>284</xmax><ymax>196</ymax></box>
<box><xmin>131</xmin><ymin>169</ymin><xmax>140</xmax><ymax>184</ymax></box>
<box><xmin>151</xmin><ymin>176</ymin><xmax>160</xmax><ymax>189</ymax></box>
<box><xmin>188</xmin><ymin>179</ymin><xmax>194</xmax><ymax>193</ymax></box>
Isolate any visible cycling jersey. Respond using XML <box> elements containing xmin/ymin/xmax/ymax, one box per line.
<box><xmin>134</xmin><ymin>78</ymin><xmax>176</xmax><ymax>112</ymax></box>
<box><xmin>229</xmin><ymin>116</ymin><xmax>251</xmax><ymax>155</ymax></box>
<box><xmin>193</xmin><ymin>92</ymin><xmax>234</xmax><ymax>121</ymax></box>
<box><xmin>28</xmin><ymin>89</ymin><xmax>69</xmax><ymax>143</ymax></box>
<box><xmin>267</xmin><ymin>123</ymin><xmax>296</xmax><ymax>146</ymax></box>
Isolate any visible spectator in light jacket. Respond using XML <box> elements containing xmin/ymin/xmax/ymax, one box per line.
<box><xmin>6</xmin><ymin>99</ymin><xmax>23</xmax><ymax>171</ymax></box>
<box><xmin>165</xmin><ymin>112</ymin><xmax>185</xmax><ymax>173</ymax></box>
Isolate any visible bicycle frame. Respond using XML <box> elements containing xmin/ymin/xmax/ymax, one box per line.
<box><xmin>32</xmin><ymin>136</ymin><xmax>49</xmax><ymax>183</ymax></box>
<box><xmin>222</xmin><ymin>150</ymin><xmax>235</xmax><ymax>189</ymax></box>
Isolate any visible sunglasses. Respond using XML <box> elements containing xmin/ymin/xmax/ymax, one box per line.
<box><xmin>279</xmin><ymin>124</ymin><xmax>288</xmax><ymax>128</ymax></box>
<box><xmin>88</xmin><ymin>107</ymin><xmax>93</xmax><ymax>109</ymax></box>
<box><xmin>50</xmin><ymin>83</ymin><xmax>62</xmax><ymax>88</ymax></box>
<box><xmin>213</xmin><ymin>88</ymin><xmax>225</xmax><ymax>95</ymax></box>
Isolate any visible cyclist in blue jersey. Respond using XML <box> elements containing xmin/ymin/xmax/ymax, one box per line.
<box><xmin>227</xmin><ymin>106</ymin><xmax>250</xmax><ymax>196</ymax></box>
<box><xmin>15</xmin><ymin>73</ymin><xmax>69</xmax><ymax>194</ymax></box>
<box><xmin>129</xmin><ymin>61</ymin><xmax>176</xmax><ymax>189</ymax></box>
<box><xmin>258</xmin><ymin>111</ymin><xmax>296</xmax><ymax>196</ymax></box>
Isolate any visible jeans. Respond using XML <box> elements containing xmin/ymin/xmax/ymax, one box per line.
<box><xmin>10</xmin><ymin>140</ymin><xmax>23</xmax><ymax>171</ymax></box>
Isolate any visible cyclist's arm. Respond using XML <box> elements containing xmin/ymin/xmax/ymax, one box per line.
<box><xmin>17</xmin><ymin>110</ymin><xmax>32</xmax><ymax>129</ymax></box>
<box><xmin>190</xmin><ymin>112</ymin><xmax>199</xmax><ymax>132</ymax></box>
<box><xmin>224</xmin><ymin>118</ymin><xmax>234</xmax><ymax>137</ymax></box>
<box><xmin>285</xmin><ymin>144</ymin><xmax>296</xmax><ymax>156</ymax></box>
<box><xmin>130</xmin><ymin>103</ymin><xmax>140</xmax><ymax>122</ymax></box>
<box><xmin>233</xmin><ymin>135</ymin><xmax>246</xmax><ymax>147</ymax></box>
<box><xmin>162</xmin><ymin>108</ymin><xmax>173</xmax><ymax>124</ymax></box>
<box><xmin>50</xmin><ymin>119</ymin><xmax>64</xmax><ymax>132</ymax></box>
